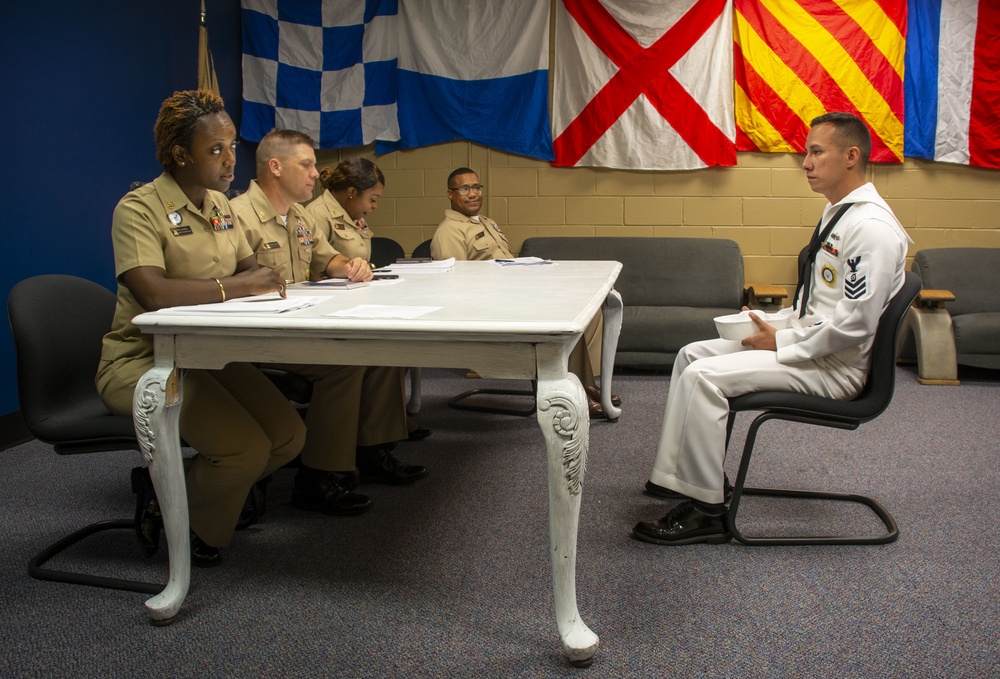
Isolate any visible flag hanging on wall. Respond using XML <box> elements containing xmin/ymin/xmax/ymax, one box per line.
<box><xmin>734</xmin><ymin>0</ymin><xmax>907</xmax><ymax>163</ymax></box>
<box><xmin>904</xmin><ymin>0</ymin><xmax>1000</xmax><ymax>169</ymax></box>
<box><xmin>551</xmin><ymin>0</ymin><xmax>736</xmax><ymax>170</ymax></box>
<box><xmin>240</xmin><ymin>0</ymin><xmax>400</xmax><ymax>147</ymax></box>
<box><xmin>374</xmin><ymin>0</ymin><xmax>553</xmax><ymax>160</ymax></box>
<box><xmin>198</xmin><ymin>0</ymin><xmax>220</xmax><ymax>96</ymax></box>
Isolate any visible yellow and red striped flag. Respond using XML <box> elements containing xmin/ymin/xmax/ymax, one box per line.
<box><xmin>734</xmin><ymin>0</ymin><xmax>907</xmax><ymax>163</ymax></box>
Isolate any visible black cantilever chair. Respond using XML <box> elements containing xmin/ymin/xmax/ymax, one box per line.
<box><xmin>7</xmin><ymin>274</ymin><xmax>163</xmax><ymax>593</ymax></box>
<box><xmin>370</xmin><ymin>236</ymin><xmax>405</xmax><ymax>269</ymax></box>
<box><xmin>723</xmin><ymin>270</ymin><xmax>921</xmax><ymax>545</ymax></box>
<box><xmin>417</xmin><ymin>238</ymin><xmax>536</xmax><ymax>416</ymax></box>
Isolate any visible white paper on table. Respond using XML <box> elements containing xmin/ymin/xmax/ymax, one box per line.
<box><xmin>323</xmin><ymin>304</ymin><xmax>441</xmax><ymax>319</ymax></box>
<box><xmin>160</xmin><ymin>295</ymin><xmax>324</xmax><ymax>314</ymax></box>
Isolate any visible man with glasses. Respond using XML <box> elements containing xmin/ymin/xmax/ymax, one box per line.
<box><xmin>430</xmin><ymin>167</ymin><xmax>620</xmax><ymax>419</ymax></box>
<box><xmin>431</xmin><ymin>168</ymin><xmax>509</xmax><ymax>260</ymax></box>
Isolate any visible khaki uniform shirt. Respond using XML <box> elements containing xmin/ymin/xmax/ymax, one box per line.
<box><xmin>231</xmin><ymin>180</ymin><xmax>340</xmax><ymax>283</ymax></box>
<box><xmin>431</xmin><ymin>210</ymin><xmax>513</xmax><ymax>260</ymax></box>
<box><xmin>305</xmin><ymin>189</ymin><xmax>373</xmax><ymax>262</ymax></box>
<box><xmin>98</xmin><ymin>172</ymin><xmax>251</xmax><ymax>387</ymax></box>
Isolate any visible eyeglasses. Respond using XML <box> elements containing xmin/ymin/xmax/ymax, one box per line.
<box><xmin>448</xmin><ymin>184</ymin><xmax>484</xmax><ymax>195</ymax></box>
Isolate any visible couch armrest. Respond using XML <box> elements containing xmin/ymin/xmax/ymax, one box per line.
<box><xmin>743</xmin><ymin>283</ymin><xmax>788</xmax><ymax>312</ymax></box>
<box><xmin>915</xmin><ymin>288</ymin><xmax>955</xmax><ymax>308</ymax></box>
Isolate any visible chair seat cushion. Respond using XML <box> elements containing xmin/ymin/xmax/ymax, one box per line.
<box><xmin>952</xmin><ymin>312</ymin><xmax>1000</xmax><ymax>356</ymax></box>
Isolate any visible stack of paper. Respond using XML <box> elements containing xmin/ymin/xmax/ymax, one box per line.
<box><xmin>495</xmin><ymin>257</ymin><xmax>553</xmax><ymax>266</ymax></box>
<box><xmin>377</xmin><ymin>257</ymin><xmax>455</xmax><ymax>274</ymax></box>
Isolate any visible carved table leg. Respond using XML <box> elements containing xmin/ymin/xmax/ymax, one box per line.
<box><xmin>536</xmin><ymin>371</ymin><xmax>599</xmax><ymax>667</ymax></box>
<box><xmin>599</xmin><ymin>290</ymin><xmax>623</xmax><ymax>420</ymax></box>
<box><xmin>133</xmin><ymin>366</ymin><xmax>190</xmax><ymax>624</ymax></box>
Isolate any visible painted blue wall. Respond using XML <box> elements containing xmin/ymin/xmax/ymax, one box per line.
<box><xmin>0</xmin><ymin>0</ymin><xmax>248</xmax><ymax>415</ymax></box>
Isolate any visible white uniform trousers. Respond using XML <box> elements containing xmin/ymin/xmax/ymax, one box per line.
<box><xmin>648</xmin><ymin>338</ymin><xmax>867</xmax><ymax>505</ymax></box>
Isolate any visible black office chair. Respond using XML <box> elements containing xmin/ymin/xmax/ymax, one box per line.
<box><xmin>412</xmin><ymin>238</ymin><xmax>432</xmax><ymax>259</ymax></box>
<box><xmin>370</xmin><ymin>236</ymin><xmax>405</xmax><ymax>268</ymax></box>
<box><xmin>7</xmin><ymin>274</ymin><xmax>164</xmax><ymax>593</ymax></box>
<box><xmin>420</xmin><ymin>235</ymin><xmax>535</xmax><ymax>417</ymax></box>
<box><xmin>723</xmin><ymin>270</ymin><xmax>921</xmax><ymax>545</ymax></box>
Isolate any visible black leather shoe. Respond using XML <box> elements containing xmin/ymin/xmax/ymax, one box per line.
<box><xmin>235</xmin><ymin>476</ymin><xmax>271</xmax><ymax>530</ymax></box>
<box><xmin>631</xmin><ymin>500</ymin><xmax>731</xmax><ymax>546</ymax></box>
<box><xmin>357</xmin><ymin>444</ymin><xmax>428</xmax><ymax>485</ymax></box>
<box><xmin>585</xmin><ymin>385</ymin><xmax>622</xmax><ymax>407</ymax></box>
<box><xmin>291</xmin><ymin>467</ymin><xmax>372</xmax><ymax>515</ymax></box>
<box><xmin>644</xmin><ymin>475</ymin><xmax>734</xmax><ymax>503</ymax></box>
<box><xmin>190</xmin><ymin>531</ymin><xmax>221</xmax><ymax>568</ymax></box>
<box><xmin>407</xmin><ymin>426</ymin><xmax>432</xmax><ymax>442</ymax></box>
<box><xmin>131</xmin><ymin>466</ymin><xmax>162</xmax><ymax>558</ymax></box>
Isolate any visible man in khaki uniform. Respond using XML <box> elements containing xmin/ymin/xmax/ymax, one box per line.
<box><xmin>431</xmin><ymin>170</ymin><xmax>511</xmax><ymax>261</ymax></box>
<box><xmin>231</xmin><ymin>130</ymin><xmax>427</xmax><ymax>515</ymax></box>
<box><xmin>430</xmin><ymin>168</ymin><xmax>619</xmax><ymax>419</ymax></box>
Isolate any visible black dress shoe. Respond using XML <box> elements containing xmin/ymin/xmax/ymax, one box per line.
<box><xmin>357</xmin><ymin>444</ymin><xmax>428</xmax><ymax>485</ymax></box>
<box><xmin>585</xmin><ymin>385</ymin><xmax>622</xmax><ymax>407</ymax></box>
<box><xmin>644</xmin><ymin>475</ymin><xmax>734</xmax><ymax>503</ymax></box>
<box><xmin>130</xmin><ymin>467</ymin><xmax>162</xmax><ymax>558</ymax></box>
<box><xmin>631</xmin><ymin>500</ymin><xmax>731</xmax><ymax>546</ymax></box>
<box><xmin>235</xmin><ymin>476</ymin><xmax>271</xmax><ymax>531</ymax></box>
<box><xmin>190</xmin><ymin>531</ymin><xmax>221</xmax><ymax>568</ymax></box>
<box><xmin>291</xmin><ymin>467</ymin><xmax>373</xmax><ymax>515</ymax></box>
<box><xmin>407</xmin><ymin>426</ymin><xmax>432</xmax><ymax>442</ymax></box>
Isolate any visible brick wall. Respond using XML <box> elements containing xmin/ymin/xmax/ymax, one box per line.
<box><xmin>315</xmin><ymin>143</ymin><xmax>1000</xmax><ymax>296</ymax></box>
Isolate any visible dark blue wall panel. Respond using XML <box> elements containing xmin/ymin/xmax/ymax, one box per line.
<box><xmin>0</xmin><ymin>0</ymin><xmax>246</xmax><ymax>414</ymax></box>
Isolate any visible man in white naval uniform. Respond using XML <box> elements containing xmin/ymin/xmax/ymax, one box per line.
<box><xmin>632</xmin><ymin>112</ymin><xmax>912</xmax><ymax>546</ymax></box>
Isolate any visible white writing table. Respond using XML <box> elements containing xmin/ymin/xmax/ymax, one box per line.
<box><xmin>132</xmin><ymin>260</ymin><xmax>622</xmax><ymax>666</ymax></box>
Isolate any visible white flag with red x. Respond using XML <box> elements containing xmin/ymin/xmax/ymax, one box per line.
<box><xmin>552</xmin><ymin>0</ymin><xmax>736</xmax><ymax>170</ymax></box>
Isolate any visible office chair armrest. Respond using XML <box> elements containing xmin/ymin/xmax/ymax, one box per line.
<box><xmin>743</xmin><ymin>283</ymin><xmax>788</xmax><ymax>312</ymax></box>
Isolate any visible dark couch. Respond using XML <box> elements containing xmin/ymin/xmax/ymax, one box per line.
<box><xmin>902</xmin><ymin>247</ymin><xmax>1000</xmax><ymax>384</ymax></box>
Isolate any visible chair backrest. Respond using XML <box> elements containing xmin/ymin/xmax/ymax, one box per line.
<box><xmin>912</xmin><ymin>247</ymin><xmax>1000</xmax><ymax>316</ymax></box>
<box><xmin>731</xmin><ymin>270</ymin><xmax>921</xmax><ymax>422</ymax></box>
<box><xmin>412</xmin><ymin>238</ymin><xmax>432</xmax><ymax>259</ymax></box>
<box><xmin>370</xmin><ymin>236</ymin><xmax>405</xmax><ymax>268</ymax></box>
<box><xmin>7</xmin><ymin>274</ymin><xmax>137</xmax><ymax>451</ymax></box>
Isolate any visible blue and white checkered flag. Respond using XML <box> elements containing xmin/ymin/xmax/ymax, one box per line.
<box><xmin>241</xmin><ymin>0</ymin><xmax>399</xmax><ymax>147</ymax></box>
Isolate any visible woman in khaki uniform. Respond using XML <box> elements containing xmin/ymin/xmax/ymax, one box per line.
<box><xmin>305</xmin><ymin>158</ymin><xmax>381</xmax><ymax>264</ymax></box>
<box><xmin>95</xmin><ymin>90</ymin><xmax>306</xmax><ymax>567</ymax></box>
<box><xmin>305</xmin><ymin>158</ymin><xmax>431</xmax><ymax>440</ymax></box>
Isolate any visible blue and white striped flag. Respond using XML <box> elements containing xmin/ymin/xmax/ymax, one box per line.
<box><xmin>241</xmin><ymin>0</ymin><xmax>399</xmax><ymax>147</ymax></box>
<box><xmin>375</xmin><ymin>0</ymin><xmax>554</xmax><ymax>160</ymax></box>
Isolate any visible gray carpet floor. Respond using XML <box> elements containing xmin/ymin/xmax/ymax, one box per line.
<box><xmin>0</xmin><ymin>366</ymin><xmax>997</xmax><ymax>678</ymax></box>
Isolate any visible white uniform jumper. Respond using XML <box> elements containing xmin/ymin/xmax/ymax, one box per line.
<box><xmin>648</xmin><ymin>183</ymin><xmax>912</xmax><ymax>505</ymax></box>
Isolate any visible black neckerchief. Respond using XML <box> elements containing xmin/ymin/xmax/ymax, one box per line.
<box><xmin>793</xmin><ymin>202</ymin><xmax>855</xmax><ymax>318</ymax></box>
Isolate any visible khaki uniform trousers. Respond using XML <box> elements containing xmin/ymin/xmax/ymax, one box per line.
<box><xmin>265</xmin><ymin>363</ymin><xmax>408</xmax><ymax>470</ymax></box>
<box><xmin>97</xmin><ymin>361</ymin><xmax>305</xmax><ymax>547</ymax></box>
<box><xmin>648</xmin><ymin>338</ymin><xmax>866</xmax><ymax>505</ymax></box>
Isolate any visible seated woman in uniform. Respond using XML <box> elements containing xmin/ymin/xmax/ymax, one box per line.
<box><xmin>305</xmin><ymin>157</ymin><xmax>430</xmax><ymax>441</ymax></box>
<box><xmin>96</xmin><ymin>89</ymin><xmax>306</xmax><ymax>567</ymax></box>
